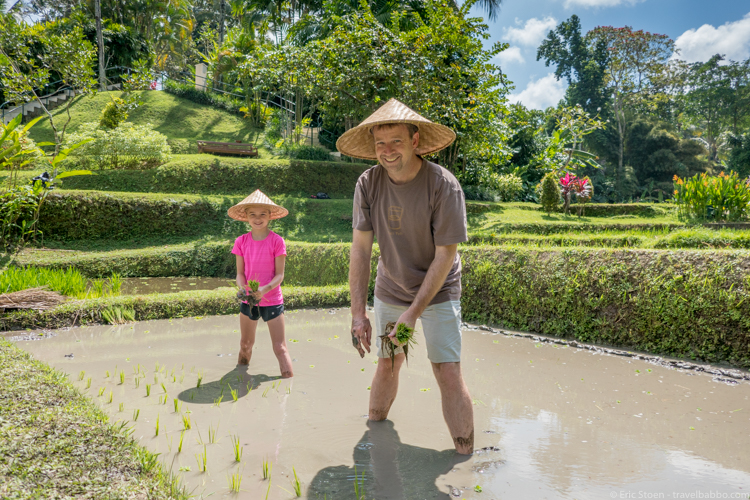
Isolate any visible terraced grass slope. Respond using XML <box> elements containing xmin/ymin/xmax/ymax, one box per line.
<box><xmin>27</xmin><ymin>91</ymin><xmax>263</xmax><ymax>148</ymax></box>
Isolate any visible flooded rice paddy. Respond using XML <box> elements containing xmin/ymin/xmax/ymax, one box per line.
<box><xmin>10</xmin><ymin>309</ymin><xmax>750</xmax><ymax>499</ymax></box>
<box><xmin>120</xmin><ymin>277</ymin><xmax>234</xmax><ymax>295</ymax></box>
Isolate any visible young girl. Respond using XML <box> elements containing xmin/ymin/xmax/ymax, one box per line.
<box><xmin>227</xmin><ymin>189</ymin><xmax>293</xmax><ymax>378</ymax></box>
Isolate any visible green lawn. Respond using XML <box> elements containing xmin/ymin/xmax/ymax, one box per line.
<box><xmin>27</xmin><ymin>90</ymin><xmax>266</xmax><ymax>149</ymax></box>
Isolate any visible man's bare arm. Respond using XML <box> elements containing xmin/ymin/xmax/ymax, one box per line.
<box><xmin>350</xmin><ymin>228</ymin><xmax>374</xmax><ymax>357</ymax></box>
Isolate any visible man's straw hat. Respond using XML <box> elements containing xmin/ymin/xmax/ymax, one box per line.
<box><xmin>227</xmin><ymin>189</ymin><xmax>288</xmax><ymax>221</ymax></box>
<box><xmin>336</xmin><ymin>98</ymin><xmax>456</xmax><ymax>161</ymax></box>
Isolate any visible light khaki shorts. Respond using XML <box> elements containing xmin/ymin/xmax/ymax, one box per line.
<box><xmin>373</xmin><ymin>296</ymin><xmax>462</xmax><ymax>364</ymax></box>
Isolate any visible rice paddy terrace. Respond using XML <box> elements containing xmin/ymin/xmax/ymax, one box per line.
<box><xmin>2</xmin><ymin>92</ymin><xmax>749</xmax><ymax>499</ymax></box>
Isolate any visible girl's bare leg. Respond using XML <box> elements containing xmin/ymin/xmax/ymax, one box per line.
<box><xmin>238</xmin><ymin>312</ymin><xmax>258</xmax><ymax>365</ymax></box>
<box><xmin>267</xmin><ymin>314</ymin><xmax>293</xmax><ymax>377</ymax></box>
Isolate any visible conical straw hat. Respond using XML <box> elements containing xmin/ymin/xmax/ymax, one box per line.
<box><xmin>336</xmin><ymin>98</ymin><xmax>456</xmax><ymax>161</ymax></box>
<box><xmin>227</xmin><ymin>189</ymin><xmax>288</xmax><ymax>221</ymax></box>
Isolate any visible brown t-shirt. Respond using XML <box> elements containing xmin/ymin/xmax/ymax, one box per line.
<box><xmin>353</xmin><ymin>159</ymin><xmax>468</xmax><ymax>307</ymax></box>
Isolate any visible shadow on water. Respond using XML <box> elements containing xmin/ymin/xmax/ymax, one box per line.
<box><xmin>309</xmin><ymin>420</ymin><xmax>469</xmax><ymax>500</ymax></box>
<box><xmin>176</xmin><ymin>365</ymin><xmax>280</xmax><ymax>404</ymax></box>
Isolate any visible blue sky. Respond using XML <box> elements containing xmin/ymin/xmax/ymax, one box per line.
<box><xmin>469</xmin><ymin>0</ymin><xmax>750</xmax><ymax>109</ymax></box>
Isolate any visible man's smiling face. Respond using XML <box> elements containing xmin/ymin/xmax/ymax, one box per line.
<box><xmin>372</xmin><ymin>124</ymin><xmax>419</xmax><ymax>175</ymax></box>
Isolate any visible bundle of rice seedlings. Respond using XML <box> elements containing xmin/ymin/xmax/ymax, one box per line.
<box><xmin>0</xmin><ymin>287</ymin><xmax>67</xmax><ymax>311</ymax></box>
<box><xmin>379</xmin><ymin>321</ymin><xmax>417</xmax><ymax>370</ymax></box>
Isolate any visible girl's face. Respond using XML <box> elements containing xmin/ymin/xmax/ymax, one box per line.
<box><xmin>246</xmin><ymin>207</ymin><xmax>271</xmax><ymax>230</ymax></box>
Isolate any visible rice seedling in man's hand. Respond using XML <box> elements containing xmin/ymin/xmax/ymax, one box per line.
<box><xmin>379</xmin><ymin>321</ymin><xmax>417</xmax><ymax>371</ymax></box>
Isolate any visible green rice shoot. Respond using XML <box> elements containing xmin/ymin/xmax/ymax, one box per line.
<box><xmin>231</xmin><ymin>435</ymin><xmax>243</xmax><ymax>462</ymax></box>
<box><xmin>132</xmin><ymin>409</ymin><xmax>140</xmax><ymax>422</ymax></box>
<box><xmin>228</xmin><ymin>470</ymin><xmax>243</xmax><ymax>493</ymax></box>
<box><xmin>0</xmin><ymin>265</ymin><xmax>122</xmax><ymax>299</ymax></box>
<box><xmin>78</xmin><ymin>370</ymin><xmax>85</xmax><ymax>381</ymax></box>
<box><xmin>292</xmin><ymin>466</ymin><xmax>302</xmax><ymax>497</ymax></box>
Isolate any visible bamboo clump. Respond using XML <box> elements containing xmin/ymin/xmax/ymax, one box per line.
<box><xmin>0</xmin><ymin>286</ymin><xmax>67</xmax><ymax>311</ymax></box>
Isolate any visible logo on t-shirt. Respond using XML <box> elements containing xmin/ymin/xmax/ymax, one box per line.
<box><xmin>388</xmin><ymin>206</ymin><xmax>403</xmax><ymax>234</ymax></box>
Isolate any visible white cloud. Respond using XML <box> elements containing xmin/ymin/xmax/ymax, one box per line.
<box><xmin>564</xmin><ymin>0</ymin><xmax>642</xmax><ymax>8</ymax></box>
<box><xmin>674</xmin><ymin>13</ymin><xmax>750</xmax><ymax>63</ymax></box>
<box><xmin>495</xmin><ymin>46</ymin><xmax>525</xmax><ymax>65</ymax></box>
<box><xmin>504</xmin><ymin>17</ymin><xmax>557</xmax><ymax>47</ymax></box>
<box><xmin>508</xmin><ymin>74</ymin><xmax>567</xmax><ymax>110</ymax></box>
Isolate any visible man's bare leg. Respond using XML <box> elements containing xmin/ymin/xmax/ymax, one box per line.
<box><xmin>368</xmin><ymin>353</ymin><xmax>405</xmax><ymax>420</ymax></box>
<box><xmin>432</xmin><ymin>361</ymin><xmax>474</xmax><ymax>454</ymax></box>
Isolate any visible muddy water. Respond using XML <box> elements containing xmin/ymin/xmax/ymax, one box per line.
<box><xmin>11</xmin><ymin>310</ymin><xmax>750</xmax><ymax>499</ymax></box>
<box><xmin>120</xmin><ymin>277</ymin><xmax>234</xmax><ymax>295</ymax></box>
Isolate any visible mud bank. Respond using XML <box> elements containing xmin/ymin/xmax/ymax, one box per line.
<box><xmin>11</xmin><ymin>310</ymin><xmax>750</xmax><ymax>499</ymax></box>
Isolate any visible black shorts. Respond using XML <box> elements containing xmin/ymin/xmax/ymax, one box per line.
<box><xmin>240</xmin><ymin>302</ymin><xmax>284</xmax><ymax>322</ymax></box>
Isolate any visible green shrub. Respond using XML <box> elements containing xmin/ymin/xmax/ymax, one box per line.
<box><xmin>66</xmin><ymin>122</ymin><xmax>172</xmax><ymax>169</ymax></box>
<box><xmin>166</xmin><ymin>139</ymin><xmax>199</xmax><ymax>155</ymax></box>
<box><xmin>462</xmin><ymin>185</ymin><xmax>503</xmax><ymax>202</ymax></box>
<box><xmin>99</xmin><ymin>97</ymin><xmax>129</xmax><ymax>129</ymax></box>
<box><xmin>539</xmin><ymin>172</ymin><xmax>561</xmax><ymax>215</ymax></box>
<box><xmin>50</xmin><ymin>157</ymin><xmax>369</xmax><ymax>197</ymax></box>
<box><xmin>486</xmin><ymin>173</ymin><xmax>523</xmax><ymax>202</ymax></box>
<box><xmin>0</xmin><ymin>185</ymin><xmax>39</xmax><ymax>247</ymax></box>
<box><xmin>289</xmin><ymin>145</ymin><xmax>332</xmax><ymax>162</ymax></box>
<box><xmin>674</xmin><ymin>172</ymin><xmax>750</xmax><ymax>221</ymax></box>
<box><xmin>163</xmin><ymin>80</ymin><xmax>244</xmax><ymax>117</ymax></box>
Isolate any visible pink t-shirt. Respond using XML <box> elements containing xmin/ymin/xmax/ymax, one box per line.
<box><xmin>231</xmin><ymin>231</ymin><xmax>287</xmax><ymax>306</ymax></box>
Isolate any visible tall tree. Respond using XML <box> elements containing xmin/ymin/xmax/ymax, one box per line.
<box><xmin>588</xmin><ymin>26</ymin><xmax>674</xmax><ymax>197</ymax></box>
<box><xmin>536</xmin><ymin>15</ymin><xmax>609</xmax><ymax>114</ymax></box>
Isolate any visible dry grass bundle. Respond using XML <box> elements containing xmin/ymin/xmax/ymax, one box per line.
<box><xmin>0</xmin><ymin>287</ymin><xmax>67</xmax><ymax>311</ymax></box>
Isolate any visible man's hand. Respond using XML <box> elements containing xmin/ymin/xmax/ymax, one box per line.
<box><xmin>389</xmin><ymin>311</ymin><xmax>417</xmax><ymax>347</ymax></box>
<box><xmin>351</xmin><ymin>315</ymin><xmax>372</xmax><ymax>358</ymax></box>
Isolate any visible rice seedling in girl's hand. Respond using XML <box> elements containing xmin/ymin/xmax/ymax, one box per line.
<box><xmin>379</xmin><ymin>321</ymin><xmax>417</xmax><ymax>370</ymax></box>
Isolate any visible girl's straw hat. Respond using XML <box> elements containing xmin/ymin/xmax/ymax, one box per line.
<box><xmin>227</xmin><ymin>189</ymin><xmax>288</xmax><ymax>221</ymax></box>
<box><xmin>335</xmin><ymin>98</ymin><xmax>456</xmax><ymax>161</ymax></box>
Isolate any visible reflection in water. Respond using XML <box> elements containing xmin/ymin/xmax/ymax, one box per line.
<box><xmin>309</xmin><ymin>420</ymin><xmax>469</xmax><ymax>500</ymax></box>
<box><xmin>176</xmin><ymin>365</ymin><xmax>279</xmax><ymax>404</ymax></box>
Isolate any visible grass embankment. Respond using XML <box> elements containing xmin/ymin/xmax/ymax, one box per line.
<box><xmin>0</xmin><ymin>337</ymin><xmax>187</xmax><ymax>499</ymax></box>
<box><xmin>39</xmin><ymin>190</ymin><xmax>750</xmax><ymax>249</ymax></box>
<box><xmin>37</xmin><ymin>190</ymin><xmax>356</xmax><ymax>243</ymax></box>
<box><xmin>27</xmin><ymin>90</ymin><xmax>264</xmax><ymax>151</ymax></box>
<box><xmin>6</xmin><ymin>243</ymin><xmax>750</xmax><ymax>368</ymax></box>
<box><xmin>10</xmin><ymin>155</ymin><xmax>369</xmax><ymax>198</ymax></box>
<box><xmin>1</xmin><ymin>265</ymin><xmax>121</xmax><ymax>298</ymax></box>
<box><xmin>0</xmin><ymin>285</ymin><xmax>350</xmax><ymax>331</ymax></box>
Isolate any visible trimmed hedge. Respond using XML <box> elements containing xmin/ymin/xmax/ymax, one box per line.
<box><xmin>37</xmin><ymin>191</ymin><xmax>355</xmax><ymax>241</ymax></box>
<box><xmin>460</xmin><ymin>247</ymin><xmax>750</xmax><ymax>369</ymax></box>
<box><xmin>17</xmin><ymin>241</ymin><xmax>360</xmax><ymax>286</ymax></box>
<box><xmin>0</xmin><ymin>285</ymin><xmax>350</xmax><ymax>331</ymax></box>
<box><xmin>54</xmin><ymin>156</ymin><xmax>370</xmax><ymax>197</ymax></box>
<box><xmin>12</xmin><ymin>242</ymin><xmax>750</xmax><ymax>367</ymax></box>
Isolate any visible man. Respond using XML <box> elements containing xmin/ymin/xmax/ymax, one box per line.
<box><xmin>337</xmin><ymin>98</ymin><xmax>474</xmax><ymax>455</ymax></box>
